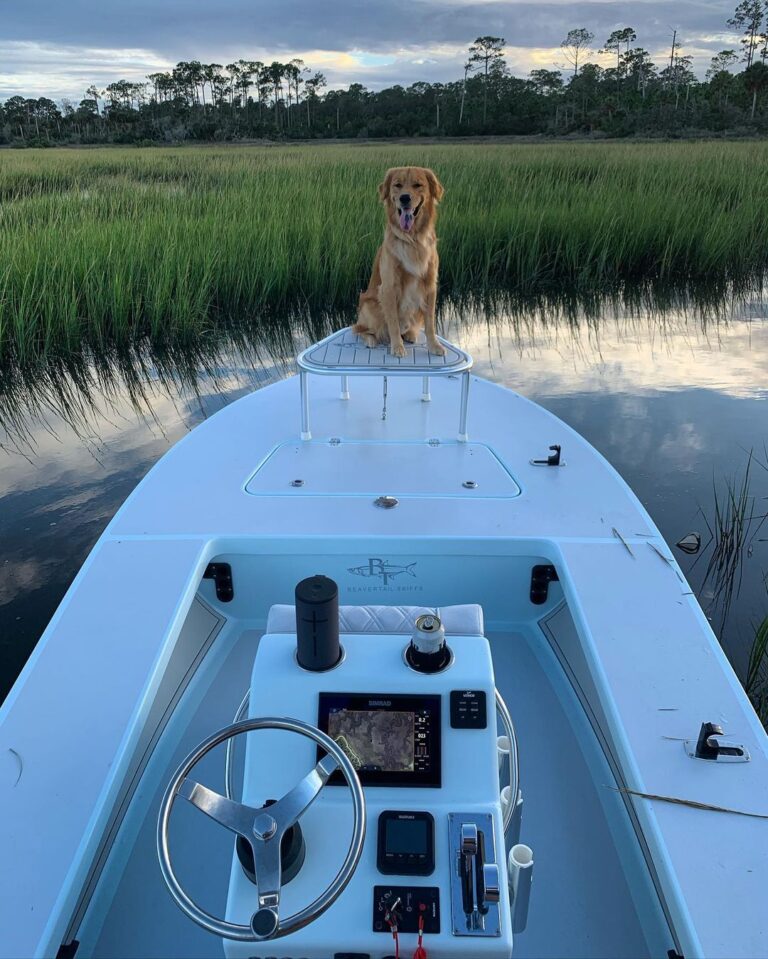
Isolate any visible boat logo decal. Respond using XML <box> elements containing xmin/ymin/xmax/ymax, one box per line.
<box><xmin>347</xmin><ymin>558</ymin><xmax>419</xmax><ymax>587</ymax></box>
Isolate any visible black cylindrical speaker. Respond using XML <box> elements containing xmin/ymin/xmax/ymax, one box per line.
<box><xmin>295</xmin><ymin>575</ymin><xmax>341</xmax><ymax>671</ymax></box>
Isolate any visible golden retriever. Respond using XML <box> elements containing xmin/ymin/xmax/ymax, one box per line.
<box><xmin>352</xmin><ymin>166</ymin><xmax>446</xmax><ymax>357</ymax></box>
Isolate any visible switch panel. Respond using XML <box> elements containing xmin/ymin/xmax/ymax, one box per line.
<box><xmin>372</xmin><ymin>886</ymin><xmax>440</xmax><ymax>934</ymax></box>
<box><xmin>450</xmin><ymin>689</ymin><xmax>487</xmax><ymax>729</ymax></box>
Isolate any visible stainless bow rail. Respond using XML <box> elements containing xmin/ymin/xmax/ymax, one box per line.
<box><xmin>296</xmin><ymin>328</ymin><xmax>474</xmax><ymax>442</ymax></box>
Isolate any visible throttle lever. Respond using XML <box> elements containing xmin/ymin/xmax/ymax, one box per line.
<box><xmin>475</xmin><ymin>830</ymin><xmax>488</xmax><ymax>914</ymax></box>
<box><xmin>449</xmin><ymin>813</ymin><xmax>502</xmax><ymax>938</ymax></box>
<box><xmin>460</xmin><ymin>823</ymin><xmax>478</xmax><ymax>915</ymax></box>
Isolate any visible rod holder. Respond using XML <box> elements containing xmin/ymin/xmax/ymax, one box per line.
<box><xmin>508</xmin><ymin>844</ymin><xmax>533</xmax><ymax>934</ymax></box>
<box><xmin>497</xmin><ymin>735</ymin><xmax>510</xmax><ymax>776</ymax></box>
<box><xmin>501</xmin><ymin>786</ymin><xmax>523</xmax><ymax>850</ymax></box>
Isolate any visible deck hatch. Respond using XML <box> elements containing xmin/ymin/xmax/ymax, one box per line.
<box><xmin>245</xmin><ymin>440</ymin><xmax>521</xmax><ymax>499</ymax></box>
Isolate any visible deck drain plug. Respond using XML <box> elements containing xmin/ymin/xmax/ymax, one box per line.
<box><xmin>290</xmin><ymin>479</ymin><xmax>305</xmax><ymax>487</ymax></box>
<box><xmin>463</xmin><ymin>480</ymin><xmax>478</xmax><ymax>489</ymax></box>
<box><xmin>374</xmin><ymin>495</ymin><xmax>399</xmax><ymax>509</ymax></box>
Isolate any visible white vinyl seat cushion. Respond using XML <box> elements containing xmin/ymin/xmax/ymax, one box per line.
<box><xmin>266</xmin><ymin>603</ymin><xmax>484</xmax><ymax>637</ymax></box>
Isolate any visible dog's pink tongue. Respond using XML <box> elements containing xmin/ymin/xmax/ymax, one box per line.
<box><xmin>399</xmin><ymin>209</ymin><xmax>414</xmax><ymax>232</ymax></box>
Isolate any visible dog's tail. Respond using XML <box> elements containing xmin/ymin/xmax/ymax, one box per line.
<box><xmin>351</xmin><ymin>321</ymin><xmax>369</xmax><ymax>334</ymax></box>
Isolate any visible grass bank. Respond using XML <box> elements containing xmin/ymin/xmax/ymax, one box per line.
<box><xmin>1</xmin><ymin>141</ymin><xmax>767</xmax><ymax>361</ymax></box>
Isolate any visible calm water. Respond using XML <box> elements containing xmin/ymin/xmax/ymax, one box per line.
<box><xmin>2</xmin><ymin>292</ymin><xmax>768</xmax><ymax>703</ymax></box>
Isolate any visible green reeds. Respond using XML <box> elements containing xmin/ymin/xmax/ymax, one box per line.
<box><xmin>692</xmin><ymin>450</ymin><xmax>768</xmax><ymax>728</ymax></box>
<box><xmin>2</xmin><ymin>141</ymin><xmax>768</xmax><ymax>361</ymax></box>
<box><xmin>699</xmin><ymin>453</ymin><xmax>768</xmax><ymax>625</ymax></box>
<box><xmin>747</xmin><ymin>614</ymin><xmax>768</xmax><ymax>726</ymax></box>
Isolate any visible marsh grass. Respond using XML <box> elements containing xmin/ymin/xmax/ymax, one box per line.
<box><xmin>747</xmin><ymin>614</ymin><xmax>768</xmax><ymax>726</ymax></box>
<box><xmin>690</xmin><ymin>449</ymin><xmax>768</xmax><ymax>726</ymax></box>
<box><xmin>698</xmin><ymin>453</ymin><xmax>768</xmax><ymax>625</ymax></box>
<box><xmin>2</xmin><ymin>141</ymin><xmax>768</xmax><ymax>361</ymax></box>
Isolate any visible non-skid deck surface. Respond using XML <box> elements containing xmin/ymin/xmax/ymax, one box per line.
<box><xmin>299</xmin><ymin>328</ymin><xmax>471</xmax><ymax>372</ymax></box>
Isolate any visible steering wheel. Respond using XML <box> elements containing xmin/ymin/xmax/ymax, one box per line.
<box><xmin>157</xmin><ymin>716</ymin><xmax>366</xmax><ymax>941</ymax></box>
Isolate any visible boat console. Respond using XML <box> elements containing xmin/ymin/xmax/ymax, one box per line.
<box><xmin>158</xmin><ymin>580</ymin><xmax>520</xmax><ymax>958</ymax></box>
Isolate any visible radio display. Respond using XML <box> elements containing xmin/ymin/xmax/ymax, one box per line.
<box><xmin>377</xmin><ymin>810</ymin><xmax>435</xmax><ymax>875</ymax></box>
<box><xmin>318</xmin><ymin>693</ymin><xmax>441</xmax><ymax>787</ymax></box>
<box><xmin>386</xmin><ymin>815</ymin><xmax>428</xmax><ymax>852</ymax></box>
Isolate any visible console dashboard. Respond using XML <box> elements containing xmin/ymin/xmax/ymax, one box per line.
<box><xmin>223</xmin><ymin>628</ymin><xmax>513</xmax><ymax>958</ymax></box>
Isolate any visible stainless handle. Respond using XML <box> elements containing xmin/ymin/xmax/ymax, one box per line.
<box><xmin>461</xmin><ymin>823</ymin><xmax>478</xmax><ymax>855</ymax></box>
<box><xmin>482</xmin><ymin>863</ymin><xmax>500</xmax><ymax>905</ymax></box>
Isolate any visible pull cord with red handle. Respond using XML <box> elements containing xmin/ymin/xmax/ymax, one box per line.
<box><xmin>386</xmin><ymin>918</ymin><xmax>400</xmax><ymax>958</ymax></box>
<box><xmin>384</xmin><ymin>900</ymin><xmax>401</xmax><ymax>959</ymax></box>
<box><xmin>412</xmin><ymin>913</ymin><xmax>427</xmax><ymax>959</ymax></box>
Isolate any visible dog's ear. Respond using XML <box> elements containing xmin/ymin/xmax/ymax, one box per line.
<box><xmin>424</xmin><ymin>168</ymin><xmax>444</xmax><ymax>202</ymax></box>
<box><xmin>378</xmin><ymin>169</ymin><xmax>396</xmax><ymax>203</ymax></box>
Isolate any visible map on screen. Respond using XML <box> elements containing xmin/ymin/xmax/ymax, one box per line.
<box><xmin>328</xmin><ymin>708</ymin><xmax>414</xmax><ymax>772</ymax></box>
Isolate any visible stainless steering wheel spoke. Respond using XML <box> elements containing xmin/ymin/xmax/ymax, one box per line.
<box><xmin>267</xmin><ymin>753</ymin><xmax>339</xmax><ymax>834</ymax></box>
<box><xmin>177</xmin><ymin>778</ymin><xmax>259</xmax><ymax>838</ymax></box>
<box><xmin>249</xmin><ymin>828</ymin><xmax>284</xmax><ymax>940</ymax></box>
<box><xmin>246</xmin><ymin>753</ymin><xmax>338</xmax><ymax>938</ymax></box>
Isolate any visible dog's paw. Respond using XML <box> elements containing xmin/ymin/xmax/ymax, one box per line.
<box><xmin>390</xmin><ymin>341</ymin><xmax>407</xmax><ymax>358</ymax></box>
<box><xmin>428</xmin><ymin>340</ymin><xmax>446</xmax><ymax>356</ymax></box>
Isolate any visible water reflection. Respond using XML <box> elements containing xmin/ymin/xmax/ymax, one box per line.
<box><xmin>2</xmin><ymin>288</ymin><xmax>768</xmax><ymax>701</ymax></box>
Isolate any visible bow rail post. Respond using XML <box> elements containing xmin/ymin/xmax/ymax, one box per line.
<box><xmin>300</xmin><ymin>371</ymin><xmax>311</xmax><ymax>441</ymax></box>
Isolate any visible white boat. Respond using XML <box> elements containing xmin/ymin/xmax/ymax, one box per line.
<box><xmin>2</xmin><ymin>328</ymin><xmax>767</xmax><ymax>959</ymax></box>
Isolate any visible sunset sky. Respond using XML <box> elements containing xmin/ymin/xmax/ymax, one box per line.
<box><xmin>0</xmin><ymin>0</ymin><xmax>744</xmax><ymax>101</ymax></box>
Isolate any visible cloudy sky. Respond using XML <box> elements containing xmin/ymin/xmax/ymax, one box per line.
<box><xmin>0</xmin><ymin>0</ymin><xmax>743</xmax><ymax>102</ymax></box>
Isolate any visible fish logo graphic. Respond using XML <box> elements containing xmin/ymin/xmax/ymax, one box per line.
<box><xmin>347</xmin><ymin>558</ymin><xmax>418</xmax><ymax>585</ymax></box>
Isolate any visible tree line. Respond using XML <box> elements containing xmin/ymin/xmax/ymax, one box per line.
<box><xmin>3</xmin><ymin>2</ymin><xmax>768</xmax><ymax>146</ymax></box>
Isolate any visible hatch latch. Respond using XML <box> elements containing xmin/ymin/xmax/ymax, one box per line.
<box><xmin>685</xmin><ymin>722</ymin><xmax>750</xmax><ymax>763</ymax></box>
<box><xmin>531</xmin><ymin>444</ymin><xmax>563</xmax><ymax>467</ymax></box>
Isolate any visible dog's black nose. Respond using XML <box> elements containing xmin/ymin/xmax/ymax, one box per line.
<box><xmin>399</xmin><ymin>194</ymin><xmax>411</xmax><ymax>208</ymax></box>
